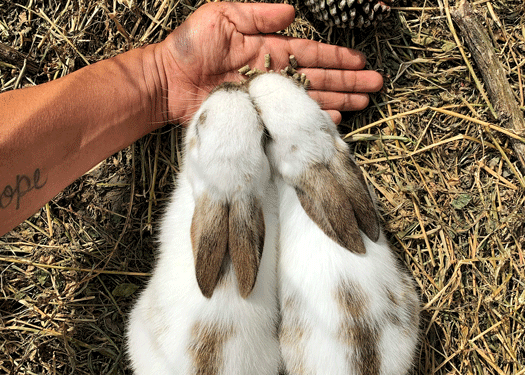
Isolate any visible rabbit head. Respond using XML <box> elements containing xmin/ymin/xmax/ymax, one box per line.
<box><xmin>184</xmin><ymin>82</ymin><xmax>270</xmax><ymax>298</ymax></box>
<box><xmin>248</xmin><ymin>73</ymin><xmax>379</xmax><ymax>254</ymax></box>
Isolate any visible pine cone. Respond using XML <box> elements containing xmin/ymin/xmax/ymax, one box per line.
<box><xmin>304</xmin><ymin>0</ymin><xmax>393</xmax><ymax>28</ymax></box>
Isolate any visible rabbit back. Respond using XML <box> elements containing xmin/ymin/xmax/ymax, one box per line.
<box><xmin>127</xmin><ymin>163</ymin><xmax>281</xmax><ymax>375</ymax></box>
<box><xmin>126</xmin><ymin>83</ymin><xmax>281</xmax><ymax>375</ymax></box>
<box><xmin>277</xmin><ymin>181</ymin><xmax>419</xmax><ymax>375</ymax></box>
<box><xmin>246</xmin><ymin>73</ymin><xmax>418</xmax><ymax>374</ymax></box>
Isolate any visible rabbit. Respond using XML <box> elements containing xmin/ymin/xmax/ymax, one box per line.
<box><xmin>126</xmin><ymin>81</ymin><xmax>281</xmax><ymax>375</ymax></box>
<box><xmin>248</xmin><ymin>73</ymin><xmax>420</xmax><ymax>375</ymax></box>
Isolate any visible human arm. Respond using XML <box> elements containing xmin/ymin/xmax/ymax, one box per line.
<box><xmin>0</xmin><ymin>2</ymin><xmax>383</xmax><ymax>236</ymax></box>
<box><xmin>0</xmin><ymin>43</ymin><xmax>168</xmax><ymax>237</ymax></box>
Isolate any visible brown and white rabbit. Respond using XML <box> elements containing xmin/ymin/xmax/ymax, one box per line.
<box><xmin>248</xmin><ymin>73</ymin><xmax>420</xmax><ymax>375</ymax></box>
<box><xmin>126</xmin><ymin>82</ymin><xmax>280</xmax><ymax>374</ymax></box>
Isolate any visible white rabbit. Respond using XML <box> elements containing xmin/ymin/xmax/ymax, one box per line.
<box><xmin>248</xmin><ymin>73</ymin><xmax>420</xmax><ymax>375</ymax></box>
<box><xmin>126</xmin><ymin>82</ymin><xmax>280</xmax><ymax>375</ymax></box>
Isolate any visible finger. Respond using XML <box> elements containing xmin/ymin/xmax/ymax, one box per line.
<box><xmin>326</xmin><ymin>110</ymin><xmax>342</xmax><ymax>124</ymax></box>
<box><xmin>309</xmin><ymin>91</ymin><xmax>370</xmax><ymax>112</ymax></box>
<box><xmin>287</xmin><ymin>38</ymin><xmax>367</xmax><ymax>70</ymax></box>
<box><xmin>301</xmin><ymin>69</ymin><xmax>383</xmax><ymax>93</ymax></box>
<box><xmin>218</xmin><ymin>3</ymin><xmax>295</xmax><ymax>35</ymax></box>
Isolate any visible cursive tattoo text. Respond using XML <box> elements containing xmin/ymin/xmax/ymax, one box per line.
<box><xmin>1</xmin><ymin>168</ymin><xmax>47</xmax><ymax>210</ymax></box>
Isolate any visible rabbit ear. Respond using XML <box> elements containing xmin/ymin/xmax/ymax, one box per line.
<box><xmin>329</xmin><ymin>146</ymin><xmax>380</xmax><ymax>244</ymax></box>
<box><xmin>228</xmin><ymin>195</ymin><xmax>265</xmax><ymax>299</ymax></box>
<box><xmin>294</xmin><ymin>150</ymin><xmax>380</xmax><ymax>254</ymax></box>
<box><xmin>295</xmin><ymin>166</ymin><xmax>368</xmax><ymax>254</ymax></box>
<box><xmin>191</xmin><ymin>194</ymin><xmax>229</xmax><ymax>299</ymax></box>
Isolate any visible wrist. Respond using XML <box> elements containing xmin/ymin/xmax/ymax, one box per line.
<box><xmin>155</xmin><ymin>33</ymin><xmax>203</xmax><ymax>125</ymax></box>
<box><xmin>139</xmin><ymin>43</ymin><xmax>171</xmax><ymax>127</ymax></box>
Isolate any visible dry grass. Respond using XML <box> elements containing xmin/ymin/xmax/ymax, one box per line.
<box><xmin>1</xmin><ymin>0</ymin><xmax>524</xmax><ymax>374</ymax></box>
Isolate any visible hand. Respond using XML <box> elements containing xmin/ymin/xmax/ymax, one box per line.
<box><xmin>158</xmin><ymin>2</ymin><xmax>383</xmax><ymax>124</ymax></box>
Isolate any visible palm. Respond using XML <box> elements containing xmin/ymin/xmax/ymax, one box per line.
<box><xmin>161</xmin><ymin>2</ymin><xmax>383</xmax><ymax>123</ymax></box>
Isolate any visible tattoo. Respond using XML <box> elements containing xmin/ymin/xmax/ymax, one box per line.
<box><xmin>0</xmin><ymin>168</ymin><xmax>47</xmax><ymax>210</ymax></box>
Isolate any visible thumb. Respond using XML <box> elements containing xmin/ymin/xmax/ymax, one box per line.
<box><xmin>218</xmin><ymin>3</ymin><xmax>295</xmax><ymax>34</ymax></box>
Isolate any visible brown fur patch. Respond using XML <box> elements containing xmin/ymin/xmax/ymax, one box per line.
<box><xmin>279</xmin><ymin>319</ymin><xmax>306</xmax><ymax>346</ymax></box>
<box><xmin>341</xmin><ymin>320</ymin><xmax>381</xmax><ymax>375</ymax></box>
<box><xmin>335</xmin><ymin>281</ymin><xmax>367</xmax><ymax>320</ymax></box>
<box><xmin>228</xmin><ymin>195</ymin><xmax>265</xmax><ymax>298</ymax></box>
<box><xmin>384</xmin><ymin>288</ymin><xmax>406</xmax><ymax>328</ymax></box>
<box><xmin>386</xmin><ymin>311</ymin><xmax>402</xmax><ymax>327</ymax></box>
<box><xmin>188</xmin><ymin>322</ymin><xmax>233</xmax><ymax>375</ymax></box>
<box><xmin>386</xmin><ymin>283</ymin><xmax>420</xmax><ymax>336</ymax></box>
<box><xmin>294</xmin><ymin>164</ymin><xmax>366</xmax><ymax>254</ymax></box>
<box><xmin>404</xmin><ymin>288</ymin><xmax>421</xmax><ymax>336</ymax></box>
<box><xmin>329</xmin><ymin>142</ymin><xmax>380</xmax><ymax>243</ymax></box>
<box><xmin>191</xmin><ymin>194</ymin><xmax>229</xmax><ymax>298</ymax></box>
<box><xmin>386</xmin><ymin>288</ymin><xmax>399</xmax><ymax>307</ymax></box>
<box><xmin>336</xmin><ymin>281</ymin><xmax>380</xmax><ymax>375</ymax></box>
<box><xmin>279</xmin><ymin>298</ymin><xmax>311</xmax><ymax>375</ymax></box>
<box><xmin>210</xmin><ymin>81</ymin><xmax>246</xmax><ymax>94</ymax></box>
<box><xmin>198</xmin><ymin>111</ymin><xmax>207</xmax><ymax>126</ymax></box>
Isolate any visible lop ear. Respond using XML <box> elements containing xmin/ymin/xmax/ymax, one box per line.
<box><xmin>228</xmin><ymin>195</ymin><xmax>265</xmax><ymax>299</ymax></box>
<box><xmin>191</xmin><ymin>194</ymin><xmax>229</xmax><ymax>299</ymax></box>
<box><xmin>330</xmin><ymin>146</ymin><xmax>380</xmax><ymax>243</ymax></box>
<box><xmin>294</xmin><ymin>149</ymin><xmax>380</xmax><ymax>254</ymax></box>
<box><xmin>295</xmin><ymin>166</ymin><xmax>368</xmax><ymax>254</ymax></box>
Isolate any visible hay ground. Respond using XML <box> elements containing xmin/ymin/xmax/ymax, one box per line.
<box><xmin>1</xmin><ymin>0</ymin><xmax>524</xmax><ymax>373</ymax></box>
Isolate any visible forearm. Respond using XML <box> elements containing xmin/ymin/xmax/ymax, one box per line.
<box><xmin>0</xmin><ymin>44</ymin><xmax>167</xmax><ymax>236</ymax></box>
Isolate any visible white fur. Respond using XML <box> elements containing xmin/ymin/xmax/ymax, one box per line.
<box><xmin>249</xmin><ymin>73</ymin><xmax>419</xmax><ymax>375</ymax></box>
<box><xmin>184</xmin><ymin>89</ymin><xmax>271</xmax><ymax>202</ymax></box>
<box><xmin>126</xmin><ymin>87</ymin><xmax>280</xmax><ymax>375</ymax></box>
<box><xmin>248</xmin><ymin>74</ymin><xmax>341</xmax><ymax>183</ymax></box>
<box><xmin>277</xmin><ymin>182</ymin><xmax>419</xmax><ymax>375</ymax></box>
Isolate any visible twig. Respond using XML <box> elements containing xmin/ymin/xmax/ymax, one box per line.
<box><xmin>443</xmin><ymin>0</ymin><xmax>497</xmax><ymax>119</ymax></box>
<box><xmin>451</xmin><ymin>0</ymin><xmax>525</xmax><ymax>170</ymax></box>
<box><xmin>0</xmin><ymin>42</ymin><xmax>39</xmax><ymax>75</ymax></box>
<box><xmin>0</xmin><ymin>256</ymin><xmax>151</xmax><ymax>277</ymax></box>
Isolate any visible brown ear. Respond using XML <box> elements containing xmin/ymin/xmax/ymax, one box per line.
<box><xmin>329</xmin><ymin>146</ymin><xmax>380</xmax><ymax>243</ymax></box>
<box><xmin>191</xmin><ymin>194</ymin><xmax>229</xmax><ymax>298</ymax></box>
<box><xmin>228</xmin><ymin>196</ymin><xmax>265</xmax><ymax>299</ymax></box>
<box><xmin>295</xmin><ymin>165</ymin><xmax>368</xmax><ymax>254</ymax></box>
